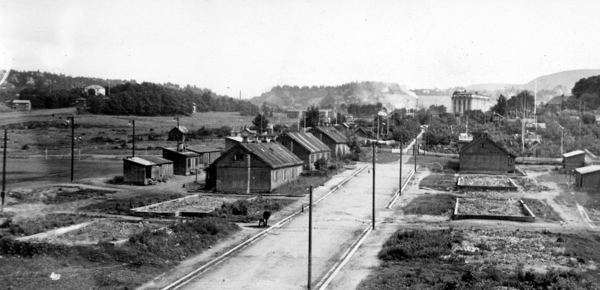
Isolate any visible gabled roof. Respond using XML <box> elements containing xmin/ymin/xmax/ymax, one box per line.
<box><xmin>124</xmin><ymin>156</ymin><xmax>173</xmax><ymax>166</ymax></box>
<box><xmin>311</xmin><ymin>126</ymin><xmax>347</xmax><ymax>144</ymax></box>
<box><xmin>280</xmin><ymin>132</ymin><xmax>330</xmax><ymax>154</ymax></box>
<box><xmin>214</xmin><ymin>142</ymin><xmax>303</xmax><ymax>169</ymax></box>
<box><xmin>162</xmin><ymin>147</ymin><xmax>200</xmax><ymax>157</ymax></box>
<box><xmin>574</xmin><ymin>165</ymin><xmax>600</xmax><ymax>175</ymax></box>
<box><xmin>563</xmin><ymin>150</ymin><xmax>585</xmax><ymax>158</ymax></box>
<box><xmin>226</xmin><ymin>136</ymin><xmax>244</xmax><ymax>142</ymax></box>
<box><xmin>170</xmin><ymin>126</ymin><xmax>189</xmax><ymax>134</ymax></box>
<box><xmin>459</xmin><ymin>135</ymin><xmax>516</xmax><ymax>158</ymax></box>
<box><xmin>186</xmin><ymin>145</ymin><xmax>221</xmax><ymax>154</ymax></box>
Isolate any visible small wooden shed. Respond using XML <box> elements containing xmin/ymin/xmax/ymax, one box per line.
<box><xmin>574</xmin><ymin>165</ymin><xmax>600</xmax><ymax>191</ymax></box>
<box><xmin>168</xmin><ymin>126</ymin><xmax>191</xmax><ymax>142</ymax></box>
<box><xmin>162</xmin><ymin>147</ymin><xmax>200</xmax><ymax>175</ymax></box>
<box><xmin>563</xmin><ymin>150</ymin><xmax>586</xmax><ymax>171</ymax></box>
<box><xmin>186</xmin><ymin>145</ymin><xmax>222</xmax><ymax>166</ymax></box>
<box><xmin>123</xmin><ymin>156</ymin><xmax>173</xmax><ymax>185</ymax></box>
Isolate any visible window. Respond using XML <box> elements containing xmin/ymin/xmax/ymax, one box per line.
<box><xmin>509</xmin><ymin>158</ymin><xmax>513</xmax><ymax>164</ymax></box>
<box><xmin>233</xmin><ymin>153</ymin><xmax>244</xmax><ymax>161</ymax></box>
<box><xmin>283</xmin><ymin>169</ymin><xmax>287</xmax><ymax>179</ymax></box>
<box><xmin>481</xmin><ymin>143</ymin><xmax>487</xmax><ymax>148</ymax></box>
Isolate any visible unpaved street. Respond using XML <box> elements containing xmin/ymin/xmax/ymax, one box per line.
<box><xmin>179</xmin><ymin>160</ymin><xmax>413</xmax><ymax>290</ymax></box>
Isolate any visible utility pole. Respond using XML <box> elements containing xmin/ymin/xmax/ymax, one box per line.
<box><xmin>372</xmin><ymin>142</ymin><xmax>376</xmax><ymax>230</ymax></box>
<box><xmin>1</xmin><ymin>129</ymin><xmax>6</xmax><ymax>212</ymax></box>
<box><xmin>414</xmin><ymin>139</ymin><xmax>417</xmax><ymax>172</ymax></box>
<box><xmin>247</xmin><ymin>154</ymin><xmax>251</xmax><ymax>194</ymax></box>
<box><xmin>308</xmin><ymin>185</ymin><xmax>313</xmax><ymax>290</ymax></box>
<box><xmin>399</xmin><ymin>141</ymin><xmax>403</xmax><ymax>193</ymax></box>
<box><xmin>130</xmin><ymin>120</ymin><xmax>136</xmax><ymax>157</ymax></box>
<box><xmin>68</xmin><ymin>117</ymin><xmax>75</xmax><ymax>182</ymax></box>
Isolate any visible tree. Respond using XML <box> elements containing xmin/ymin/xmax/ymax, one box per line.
<box><xmin>252</xmin><ymin>113</ymin><xmax>269</xmax><ymax>133</ymax></box>
<box><xmin>314</xmin><ymin>157</ymin><xmax>328</xmax><ymax>170</ymax></box>
<box><xmin>492</xmin><ymin>94</ymin><xmax>508</xmax><ymax>116</ymax></box>
<box><xmin>304</xmin><ymin>105</ymin><xmax>320</xmax><ymax>127</ymax></box>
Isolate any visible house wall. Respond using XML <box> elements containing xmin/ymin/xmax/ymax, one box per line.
<box><xmin>279</xmin><ymin>136</ymin><xmax>314</xmax><ymax>170</ymax></box>
<box><xmin>563</xmin><ymin>154</ymin><xmax>586</xmax><ymax>170</ymax></box>
<box><xmin>311</xmin><ymin>131</ymin><xmax>340</xmax><ymax>158</ymax></box>
<box><xmin>577</xmin><ymin>171</ymin><xmax>600</xmax><ymax>191</ymax></box>
<box><xmin>460</xmin><ymin>139</ymin><xmax>515</xmax><ymax>173</ymax></box>
<box><xmin>123</xmin><ymin>162</ymin><xmax>148</xmax><ymax>185</ymax></box>
<box><xmin>199</xmin><ymin>151</ymin><xmax>221</xmax><ymax>165</ymax></box>
<box><xmin>214</xmin><ymin>147</ymin><xmax>303</xmax><ymax>192</ymax></box>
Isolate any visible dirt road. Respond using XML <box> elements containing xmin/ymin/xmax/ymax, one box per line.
<box><xmin>175</xmin><ymin>161</ymin><xmax>412</xmax><ymax>290</ymax></box>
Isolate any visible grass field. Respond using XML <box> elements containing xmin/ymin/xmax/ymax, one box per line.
<box><xmin>403</xmin><ymin>194</ymin><xmax>456</xmax><ymax>215</ymax></box>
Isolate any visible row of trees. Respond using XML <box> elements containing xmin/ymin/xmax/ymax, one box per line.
<box><xmin>19</xmin><ymin>88</ymin><xmax>87</xmax><ymax>109</ymax></box>
<box><xmin>87</xmin><ymin>82</ymin><xmax>259</xmax><ymax>116</ymax></box>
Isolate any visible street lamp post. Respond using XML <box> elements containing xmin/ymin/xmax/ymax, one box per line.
<box><xmin>372</xmin><ymin>142</ymin><xmax>376</xmax><ymax>230</ymax></box>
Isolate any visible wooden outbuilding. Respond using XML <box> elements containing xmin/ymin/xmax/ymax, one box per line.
<box><xmin>168</xmin><ymin>126</ymin><xmax>191</xmax><ymax>142</ymax></box>
<box><xmin>574</xmin><ymin>165</ymin><xmax>600</xmax><ymax>191</ymax></box>
<box><xmin>206</xmin><ymin>142</ymin><xmax>303</xmax><ymax>193</ymax></box>
<box><xmin>186</xmin><ymin>145</ymin><xmax>222</xmax><ymax>166</ymax></box>
<box><xmin>278</xmin><ymin>132</ymin><xmax>331</xmax><ymax>171</ymax></box>
<box><xmin>563</xmin><ymin>150</ymin><xmax>586</xmax><ymax>171</ymax></box>
<box><xmin>162</xmin><ymin>147</ymin><xmax>200</xmax><ymax>175</ymax></box>
<box><xmin>459</xmin><ymin>134</ymin><xmax>516</xmax><ymax>174</ymax></box>
<box><xmin>308</xmin><ymin>126</ymin><xmax>349</xmax><ymax>158</ymax></box>
<box><xmin>123</xmin><ymin>156</ymin><xmax>173</xmax><ymax>185</ymax></box>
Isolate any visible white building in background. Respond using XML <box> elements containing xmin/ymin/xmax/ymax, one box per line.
<box><xmin>84</xmin><ymin>85</ymin><xmax>106</xmax><ymax>96</ymax></box>
<box><xmin>451</xmin><ymin>90</ymin><xmax>492</xmax><ymax>114</ymax></box>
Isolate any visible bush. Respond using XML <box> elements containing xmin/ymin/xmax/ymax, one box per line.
<box><xmin>378</xmin><ymin>229</ymin><xmax>462</xmax><ymax>261</ymax></box>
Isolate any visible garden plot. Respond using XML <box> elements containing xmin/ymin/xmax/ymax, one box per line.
<box><xmin>454</xmin><ymin>197</ymin><xmax>535</xmax><ymax>222</ymax></box>
<box><xmin>455</xmin><ymin>229</ymin><xmax>597</xmax><ymax>273</ymax></box>
<box><xmin>24</xmin><ymin>219</ymin><xmax>168</xmax><ymax>245</ymax></box>
<box><xmin>457</xmin><ymin>175</ymin><xmax>517</xmax><ymax>191</ymax></box>
<box><xmin>131</xmin><ymin>194</ymin><xmax>239</xmax><ymax>217</ymax></box>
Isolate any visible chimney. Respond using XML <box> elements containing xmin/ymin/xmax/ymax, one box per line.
<box><xmin>242</xmin><ymin>136</ymin><xmax>248</xmax><ymax>143</ymax></box>
<box><xmin>177</xmin><ymin>143</ymin><xmax>184</xmax><ymax>152</ymax></box>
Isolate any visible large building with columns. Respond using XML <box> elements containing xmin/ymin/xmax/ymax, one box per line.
<box><xmin>451</xmin><ymin>90</ymin><xmax>492</xmax><ymax>115</ymax></box>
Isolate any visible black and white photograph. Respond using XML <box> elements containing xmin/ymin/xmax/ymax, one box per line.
<box><xmin>2</xmin><ymin>0</ymin><xmax>600</xmax><ymax>289</ymax></box>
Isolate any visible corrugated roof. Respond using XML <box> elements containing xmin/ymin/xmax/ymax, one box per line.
<box><xmin>459</xmin><ymin>135</ymin><xmax>516</xmax><ymax>157</ymax></box>
<box><xmin>282</xmin><ymin>132</ymin><xmax>330</xmax><ymax>154</ymax></box>
<box><xmin>162</xmin><ymin>147</ymin><xmax>200</xmax><ymax>157</ymax></box>
<box><xmin>124</xmin><ymin>156</ymin><xmax>171</xmax><ymax>166</ymax></box>
<box><xmin>563</xmin><ymin>150</ymin><xmax>585</xmax><ymax>158</ymax></box>
<box><xmin>312</xmin><ymin>126</ymin><xmax>347</xmax><ymax>144</ymax></box>
<box><xmin>124</xmin><ymin>157</ymin><xmax>154</xmax><ymax>166</ymax></box>
<box><xmin>142</xmin><ymin>156</ymin><xmax>173</xmax><ymax>165</ymax></box>
<box><xmin>186</xmin><ymin>145</ymin><xmax>221</xmax><ymax>153</ymax></box>
<box><xmin>575</xmin><ymin>165</ymin><xmax>600</xmax><ymax>174</ymax></box>
<box><xmin>239</xmin><ymin>142</ymin><xmax>303</xmax><ymax>169</ymax></box>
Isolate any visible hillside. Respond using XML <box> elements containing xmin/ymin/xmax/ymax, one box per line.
<box><xmin>465</xmin><ymin>69</ymin><xmax>600</xmax><ymax>97</ymax></box>
<box><xmin>250</xmin><ymin>81</ymin><xmax>418</xmax><ymax>110</ymax></box>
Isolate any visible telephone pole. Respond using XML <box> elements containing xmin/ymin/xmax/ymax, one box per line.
<box><xmin>1</xmin><ymin>129</ymin><xmax>7</xmax><ymax>212</ymax></box>
<box><xmin>307</xmin><ymin>185</ymin><xmax>313</xmax><ymax>289</ymax></box>
<box><xmin>372</xmin><ymin>142</ymin><xmax>376</xmax><ymax>230</ymax></box>
<box><xmin>68</xmin><ymin>117</ymin><xmax>75</xmax><ymax>182</ymax></box>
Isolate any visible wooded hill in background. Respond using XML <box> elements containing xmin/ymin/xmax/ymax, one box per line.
<box><xmin>87</xmin><ymin>82</ymin><xmax>259</xmax><ymax>116</ymax></box>
<box><xmin>1</xmin><ymin>70</ymin><xmax>259</xmax><ymax>116</ymax></box>
<box><xmin>249</xmin><ymin>81</ymin><xmax>416</xmax><ymax>109</ymax></box>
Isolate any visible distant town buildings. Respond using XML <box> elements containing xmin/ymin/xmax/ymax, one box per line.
<box><xmin>451</xmin><ymin>90</ymin><xmax>492</xmax><ymax>115</ymax></box>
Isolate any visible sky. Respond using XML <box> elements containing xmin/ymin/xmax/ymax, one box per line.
<box><xmin>2</xmin><ymin>0</ymin><xmax>600</xmax><ymax>98</ymax></box>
